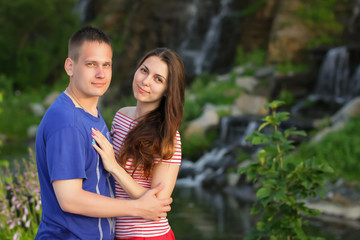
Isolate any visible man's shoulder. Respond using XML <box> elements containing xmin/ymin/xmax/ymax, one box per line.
<box><xmin>39</xmin><ymin>96</ymin><xmax>77</xmax><ymax>135</ymax></box>
<box><xmin>44</xmin><ymin>101</ymin><xmax>74</xmax><ymax>124</ymax></box>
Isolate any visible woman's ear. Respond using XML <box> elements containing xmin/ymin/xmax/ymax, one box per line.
<box><xmin>64</xmin><ymin>57</ymin><xmax>74</xmax><ymax>77</ymax></box>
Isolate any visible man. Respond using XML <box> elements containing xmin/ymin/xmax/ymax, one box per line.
<box><xmin>35</xmin><ymin>26</ymin><xmax>172</xmax><ymax>239</ymax></box>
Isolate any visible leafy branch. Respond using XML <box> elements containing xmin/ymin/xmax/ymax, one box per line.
<box><xmin>239</xmin><ymin>100</ymin><xmax>333</xmax><ymax>240</ymax></box>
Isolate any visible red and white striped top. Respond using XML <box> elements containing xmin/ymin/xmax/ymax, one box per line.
<box><xmin>111</xmin><ymin>111</ymin><xmax>182</xmax><ymax>238</ymax></box>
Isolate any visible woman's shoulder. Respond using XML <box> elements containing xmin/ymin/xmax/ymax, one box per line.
<box><xmin>116</xmin><ymin>106</ymin><xmax>136</xmax><ymax>120</ymax></box>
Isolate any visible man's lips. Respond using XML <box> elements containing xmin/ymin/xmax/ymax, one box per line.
<box><xmin>92</xmin><ymin>82</ymin><xmax>106</xmax><ymax>87</ymax></box>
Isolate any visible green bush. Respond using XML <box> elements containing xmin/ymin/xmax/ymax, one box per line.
<box><xmin>239</xmin><ymin>101</ymin><xmax>333</xmax><ymax>240</ymax></box>
<box><xmin>181</xmin><ymin>128</ymin><xmax>217</xmax><ymax>160</ymax></box>
<box><xmin>291</xmin><ymin>115</ymin><xmax>360</xmax><ymax>182</ymax></box>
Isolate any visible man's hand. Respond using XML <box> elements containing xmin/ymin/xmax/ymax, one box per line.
<box><xmin>136</xmin><ymin>183</ymin><xmax>172</xmax><ymax>221</ymax></box>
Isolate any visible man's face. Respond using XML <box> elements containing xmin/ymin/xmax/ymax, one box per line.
<box><xmin>67</xmin><ymin>41</ymin><xmax>112</xmax><ymax>99</ymax></box>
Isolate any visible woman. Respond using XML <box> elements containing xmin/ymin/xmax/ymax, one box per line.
<box><xmin>91</xmin><ymin>47</ymin><xmax>185</xmax><ymax>239</ymax></box>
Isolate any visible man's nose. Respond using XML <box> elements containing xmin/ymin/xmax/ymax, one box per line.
<box><xmin>96</xmin><ymin>66</ymin><xmax>105</xmax><ymax>78</ymax></box>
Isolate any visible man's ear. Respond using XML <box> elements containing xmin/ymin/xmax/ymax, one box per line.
<box><xmin>64</xmin><ymin>57</ymin><xmax>74</xmax><ymax>77</ymax></box>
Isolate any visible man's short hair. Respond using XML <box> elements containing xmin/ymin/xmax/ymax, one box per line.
<box><xmin>68</xmin><ymin>26</ymin><xmax>112</xmax><ymax>61</ymax></box>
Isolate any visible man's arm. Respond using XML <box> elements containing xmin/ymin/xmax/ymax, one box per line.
<box><xmin>52</xmin><ymin>179</ymin><xmax>171</xmax><ymax>221</ymax></box>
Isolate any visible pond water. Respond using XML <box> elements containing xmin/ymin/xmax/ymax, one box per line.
<box><xmin>169</xmin><ymin>187</ymin><xmax>253</xmax><ymax>240</ymax></box>
<box><xmin>169</xmin><ymin>185</ymin><xmax>360</xmax><ymax>240</ymax></box>
<box><xmin>2</xmin><ymin>143</ymin><xmax>360</xmax><ymax>239</ymax></box>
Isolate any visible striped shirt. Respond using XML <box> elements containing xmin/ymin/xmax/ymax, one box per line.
<box><xmin>111</xmin><ymin>111</ymin><xmax>181</xmax><ymax>238</ymax></box>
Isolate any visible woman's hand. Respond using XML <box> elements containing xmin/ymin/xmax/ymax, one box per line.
<box><xmin>91</xmin><ymin>128</ymin><xmax>119</xmax><ymax>173</ymax></box>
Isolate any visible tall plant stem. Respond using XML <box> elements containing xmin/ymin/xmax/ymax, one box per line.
<box><xmin>273</xmin><ymin>109</ymin><xmax>283</xmax><ymax>168</ymax></box>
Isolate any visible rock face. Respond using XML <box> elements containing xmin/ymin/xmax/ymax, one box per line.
<box><xmin>86</xmin><ymin>0</ymin><xmax>356</xmax><ymax>102</ymax></box>
<box><xmin>267</xmin><ymin>0</ymin><xmax>313</xmax><ymax>64</ymax></box>
<box><xmin>94</xmin><ymin>0</ymin><xmax>246</xmax><ymax>96</ymax></box>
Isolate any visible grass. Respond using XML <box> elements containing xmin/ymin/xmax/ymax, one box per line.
<box><xmin>289</xmin><ymin>115</ymin><xmax>360</xmax><ymax>182</ymax></box>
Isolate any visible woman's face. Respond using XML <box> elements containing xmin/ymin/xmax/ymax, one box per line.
<box><xmin>133</xmin><ymin>56</ymin><xmax>168</xmax><ymax>107</ymax></box>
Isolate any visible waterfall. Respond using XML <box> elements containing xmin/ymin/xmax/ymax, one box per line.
<box><xmin>75</xmin><ymin>0</ymin><xmax>92</xmax><ymax>22</ymax></box>
<box><xmin>178</xmin><ymin>0</ymin><xmax>233</xmax><ymax>75</ymax></box>
<box><xmin>193</xmin><ymin>0</ymin><xmax>232</xmax><ymax>74</ymax></box>
<box><xmin>350</xmin><ymin>0</ymin><xmax>360</xmax><ymax>34</ymax></box>
<box><xmin>177</xmin><ymin>117</ymin><xmax>259</xmax><ymax>188</ymax></box>
<box><xmin>313</xmin><ymin>46</ymin><xmax>360</xmax><ymax>104</ymax></box>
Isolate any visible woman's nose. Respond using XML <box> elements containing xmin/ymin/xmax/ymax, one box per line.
<box><xmin>142</xmin><ymin>75</ymin><xmax>151</xmax><ymax>86</ymax></box>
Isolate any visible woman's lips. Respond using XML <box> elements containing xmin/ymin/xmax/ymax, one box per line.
<box><xmin>138</xmin><ymin>86</ymin><xmax>148</xmax><ymax>94</ymax></box>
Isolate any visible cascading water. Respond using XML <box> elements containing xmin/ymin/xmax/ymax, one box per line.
<box><xmin>313</xmin><ymin>46</ymin><xmax>360</xmax><ymax>103</ymax></box>
<box><xmin>75</xmin><ymin>0</ymin><xmax>92</xmax><ymax>22</ymax></box>
<box><xmin>292</xmin><ymin>46</ymin><xmax>360</xmax><ymax>116</ymax></box>
<box><xmin>177</xmin><ymin>116</ymin><xmax>259</xmax><ymax>188</ymax></box>
<box><xmin>178</xmin><ymin>0</ymin><xmax>233</xmax><ymax>75</ymax></box>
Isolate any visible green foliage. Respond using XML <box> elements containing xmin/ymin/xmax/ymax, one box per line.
<box><xmin>0</xmin><ymin>91</ymin><xmax>2</xmax><ymax>151</ymax></box>
<box><xmin>181</xmin><ymin>73</ymin><xmax>239</xmax><ymax>158</ymax></box>
<box><xmin>239</xmin><ymin>101</ymin><xmax>333</xmax><ymax>240</ymax></box>
<box><xmin>181</xmin><ymin>128</ymin><xmax>217</xmax><ymax>160</ymax></box>
<box><xmin>278</xmin><ymin>90</ymin><xmax>296</xmax><ymax>107</ymax></box>
<box><xmin>237</xmin><ymin>0</ymin><xmax>267</xmax><ymax>17</ymax></box>
<box><xmin>184</xmin><ymin>73</ymin><xmax>240</xmax><ymax>123</ymax></box>
<box><xmin>0</xmin><ymin>0</ymin><xmax>80</xmax><ymax>91</ymax></box>
<box><xmin>0</xmin><ymin>75</ymin><xmax>45</xmax><ymax>139</ymax></box>
<box><xmin>0</xmin><ymin>149</ymin><xmax>41</xmax><ymax>240</ymax></box>
<box><xmin>296</xmin><ymin>0</ymin><xmax>348</xmax><ymax>48</ymax></box>
<box><xmin>235</xmin><ymin>46</ymin><xmax>267</xmax><ymax>75</ymax></box>
<box><xmin>275</xmin><ymin>61</ymin><xmax>310</xmax><ymax>75</ymax></box>
<box><xmin>183</xmin><ymin>94</ymin><xmax>203</xmax><ymax>125</ymax></box>
<box><xmin>291</xmin><ymin>115</ymin><xmax>360</xmax><ymax>181</ymax></box>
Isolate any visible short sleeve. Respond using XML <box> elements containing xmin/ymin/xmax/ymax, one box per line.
<box><xmin>160</xmin><ymin>131</ymin><xmax>182</xmax><ymax>165</ymax></box>
<box><xmin>47</xmin><ymin>127</ymin><xmax>87</xmax><ymax>182</ymax></box>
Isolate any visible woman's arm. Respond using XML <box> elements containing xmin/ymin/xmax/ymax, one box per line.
<box><xmin>91</xmin><ymin>128</ymin><xmax>181</xmax><ymax>200</ymax></box>
<box><xmin>91</xmin><ymin>128</ymin><xmax>147</xmax><ymax>199</ymax></box>
<box><xmin>151</xmin><ymin>163</ymin><xmax>180</xmax><ymax>199</ymax></box>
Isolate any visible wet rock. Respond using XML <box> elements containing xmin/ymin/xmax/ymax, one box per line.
<box><xmin>330</xmin><ymin>97</ymin><xmax>360</xmax><ymax>125</ymax></box>
<box><xmin>235</xmin><ymin>76</ymin><xmax>258</xmax><ymax>92</ymax></box>
<box><xmin>254</xmin><ymin>66</ymin><xmax>275</xmax><ymax>79</ymax></box>
<box><xmin>231</xmin><ymin>94</ymin><xmax>268</xmax><ymax>116</ymax></box>
<box><xmin>185</xmin><ymin>104</ymin><xmax>219</xmax><ymax>138</ymax></box>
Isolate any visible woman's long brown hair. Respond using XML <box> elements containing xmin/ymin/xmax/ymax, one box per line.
<box><xmin>117</xmin><ymin>48</ymin><xmax>185</xmax><ymax>178</ymax></box>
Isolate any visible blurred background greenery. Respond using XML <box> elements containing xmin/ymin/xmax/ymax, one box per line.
<box><xmin>1</xmin><ymin>0</ymin><xmax>360</xmax><ymax>239</ymax></box>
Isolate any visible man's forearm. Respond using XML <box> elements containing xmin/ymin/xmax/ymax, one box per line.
<box><xmin>57</xmin><ymin>188</ymin><xmax>141</xmax><ymax>218</ymax></box>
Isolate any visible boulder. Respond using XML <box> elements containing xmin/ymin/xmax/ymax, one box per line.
<box><xmin>185</xmin><ymin>104</ymin><xmax>219</xmax><ymax>138</ymax></box>
<box><xmin>231</xmin><ymin>94</ymin><xmax>268</xmax><ymax>116</ymax></box>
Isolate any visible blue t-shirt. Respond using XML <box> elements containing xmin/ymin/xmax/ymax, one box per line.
<box><xmin>35</xmin><ymin>92</ymin><xmax>115</xmax><ymax>240</ymax></box>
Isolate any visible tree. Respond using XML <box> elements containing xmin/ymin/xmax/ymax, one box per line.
<box><xmin>0</xmin><ymin>0</ymin><xmax>80</xmax><ymax>91</ymax></box>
